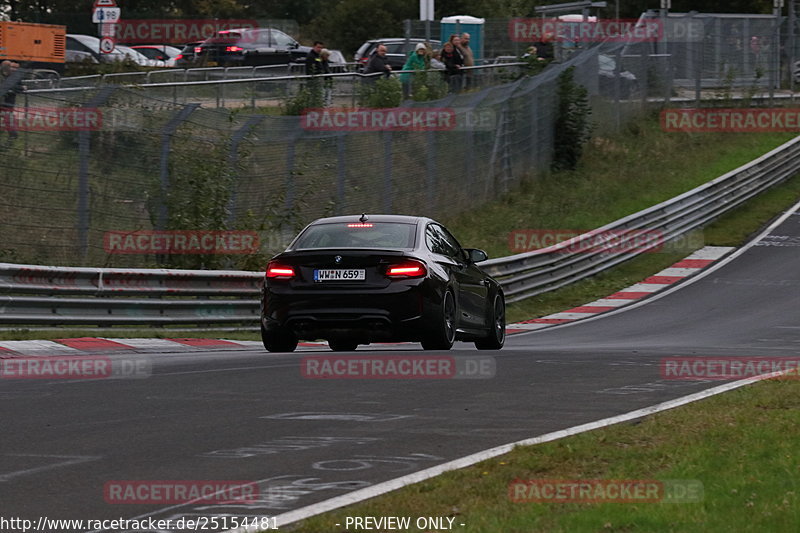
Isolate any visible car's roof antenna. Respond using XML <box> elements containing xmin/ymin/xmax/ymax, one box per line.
<box><xmin>359</xmin><ymin>213</ymin><xmax>369</xmax><ymax>223</ymax></box>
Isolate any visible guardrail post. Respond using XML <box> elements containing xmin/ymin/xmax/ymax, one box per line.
<box><xmin>158</xmin><ymin>104</ymin><xmax>200</xmax><ymax>231</ymax></box>
<box><xmin>77</xmin><ymin>86</ymin><xmax>117</xmax><ymax>262</ymax></box>
<box><xmin>226</xmin><ymin>115</ymin><xmax>265</xmax><ymax>225</ymax></box>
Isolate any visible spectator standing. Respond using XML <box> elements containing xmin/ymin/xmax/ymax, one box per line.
<box><xmin>305</xmin><ymin>41</ymin><xmax>325</xmax><ymax>75</ymax></box>
<box><xmin>458</xmin><ymin>32</ymin><xmax>474</xmax><ymax>89</ymax></box>
<box><xmin>535</xmin><ymin>32</ymin><xmax>555</xmax><ymax>61</ymax></box>
<box><xmin>364</xmin><ymin>43</ymin><xmax>392</xmax><ymax>78</ymax></box>
<box><xmin>441</xmin><ymin>41</ymin><xmax>464</xmax><ymax>93</ymax></box>
<box><xmin>1</xmin><ymin>61</ymin><xmax>24</xmax><ymax>140</ymax></box>
<box><xmin>401</xmin><ymin>42</ymin><xmax>429</xmax><ymax>98</ymax></box>
<box><xmin>319</xmin><ymin>48</ymin><xmax>333</xmax><ymax>106</ymax></box>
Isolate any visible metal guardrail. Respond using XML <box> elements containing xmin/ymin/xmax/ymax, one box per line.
<box><xmin>1</xmin><ymin>133</ymin><xmax>799</xmax><ymax>325</ymax></box>
<box><xmin>482</xmin><ymin>135</ymin><xmax>800</xmax><ymax>302</ymax></box>
<box><xmin>26</xmin><ymin>63</ymin><xmax>526</xmax><ymax>94</ymax></box>
<box><xmin>0</xmin><ymin>265</ymin><xmax>262</xmax><ymax>326</ymax></box>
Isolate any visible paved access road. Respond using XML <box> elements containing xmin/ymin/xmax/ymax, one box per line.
<box><xmin>1</xmin><ymin>209</ymin><xmax>798</xmax><ymax>531</ymax></box>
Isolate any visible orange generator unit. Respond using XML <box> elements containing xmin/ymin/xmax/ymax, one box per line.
<box><xmin>0</xmin><ymin>21</ymin><xmax>66</xmax><ymax>71</ymax></box>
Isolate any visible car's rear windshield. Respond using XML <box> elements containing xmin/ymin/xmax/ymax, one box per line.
<box><xmin>293</xmin><ymin>222</ymin><xmax>417</xmax><ymax>250</ymax></box>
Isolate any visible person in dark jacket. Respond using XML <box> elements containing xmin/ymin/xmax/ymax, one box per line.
<box><xmin>305</xmin><ymin>41</ymin><xmax>325</xmax><ymax>75</ymax></box>
<box><xmin>364</xmin><ymin>44</ymin><xmax>392</xmax><ymax>78</ymax></box>
<box><xmin>1</xmin><ymin>61</ymin><xmax>24</xmax><ymax>140</ymax></box>
<box><xmin>441</xmin><ymin>41</ymin><xmax>463</xmax><ymax>93</ymax></box>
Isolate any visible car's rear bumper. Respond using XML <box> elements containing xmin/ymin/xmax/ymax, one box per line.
<box><xmin>262</xmin><ymin>280</ymin><xmax>440</xmax><ymax>342</ymax></box>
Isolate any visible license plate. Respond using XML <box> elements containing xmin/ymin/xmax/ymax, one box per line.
<box><xmin>206</xmin><ymin>61</ymin><xmax>218</xmax><ymax>67</ymax></box>
<box><xmin>314</xmin><ymin>269</ymin><xmax>366</xmax><ymax>282</ymax></box>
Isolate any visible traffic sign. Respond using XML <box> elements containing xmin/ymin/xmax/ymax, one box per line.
<box><xmin>99</xmin><ymin>36</ymin><xmax>116</xmax><ymax>54</ymax></box>
<box><xmin>92</xmin><ymin>7</ymin><xmax>121</xmax><ymax>23</ymax></box>
<box><xmin>94</xmin><ymin>0</ymin><xmax>117</xmax><ymax>7</ymax></box>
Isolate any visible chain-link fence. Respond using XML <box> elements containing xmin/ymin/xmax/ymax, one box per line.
<box><xmin>1</xmin><ymin>59</ymin><xmax>589</xmax><ymax>269</ymax></box>
<box><xmin>5</xmin><ymin>12</ymin><xmax>774</xmax><ymax>270</ymax></box>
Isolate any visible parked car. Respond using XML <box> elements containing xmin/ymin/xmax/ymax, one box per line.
<box><xmin>354</xmin><ymin>38</ymin><xmax>442</xmax><ymax>72</ymax></box>
<box><xmin>65</xmin><ymin>49</ymin><xmax>98</xmax><ymax>64</ymax></box>
<box><xmin>261</xmin><ymin>214</ymin><xmax>506</xmax><ymax>352</ymax></box>
<box><xmin>131</xmin><ymin>45</ymin><xmax>181</xmax><ymax>67</ymax></box>
<box><xmin>66</xmin><ymin>34</ymin><xmax>127</xmax><ymax>64</ymax></box>
<box><xmin>115</xmin><ymin>45</ymin><xmax>153</xmax><ymax>67</ymax></box>
<box><xmin>326</xmin><ymin>49</ymin><xmax>349</xmax><ymax>72</ymax></box>
<box><xmin>174</xmin><ymin>41</ymin><xmax>204</xmax><ymax>67</ymax></box>
<box><xmin>196</xmin><ymin>28</ymin><xmax>310</xmax><ymax>67</ymax></box>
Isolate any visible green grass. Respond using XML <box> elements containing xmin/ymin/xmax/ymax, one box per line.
<box><xmin>285</xmin><ymin>377</ymin><xmax>800</xmax><ymax>532</ymax></box>
<box><xmin>441</xmin><ymin>116</ymin><xmax>800</xmax><ymax>323</ymax></box>
<box><xmin>502</xmin><ymin>170</ymin><xmax>800</xmax><ymax>324</ymax></box>
<box><xmin>443</xmin><ymin>115</ymin><xmax>795</xmax><ymax>260</ymax></box>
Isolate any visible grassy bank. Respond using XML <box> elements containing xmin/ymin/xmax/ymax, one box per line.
<box><xmin>286</xmin><ymin>377</ymin><xmax>800</xmax><ymax>532</ymax></box>
<box><xmin>442</xmin><ymin>116</ymin><xmax>800</xmax><ymax>322</ymax></box>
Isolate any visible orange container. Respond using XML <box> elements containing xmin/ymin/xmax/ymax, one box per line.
<box><xmin>0</xmin><ymin>21</ymin><xmax>66</xmax><ymax>64</ymax></box>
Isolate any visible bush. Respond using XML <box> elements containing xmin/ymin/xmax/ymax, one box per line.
<box><xmin>552</xmin><ymin>66</ymin><xmax>593</xmax><ymax>172</ymax></box>
<box><xmin>358</xmin><ymin>76</ymin><xmax>403</xmax><ymax>108</ymax></box>
<box><xmin>284</xmin><ymin>78</ymin><xmax>325</xmax><ymax>115</ymax></box>
<box><xmin>411</xmin><ymin>70</ymin><xmax>448</xmax><ymax>102</ymax></box>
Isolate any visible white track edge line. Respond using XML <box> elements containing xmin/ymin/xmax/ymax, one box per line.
<box><xmin>514</xmin><ymin>197</ymin><xmax>800</xmax><ymax>335</ymax></box>
<box><xmin>226</xmin><ymin>370</ymin><xmax>786</xmax><ymax>532</ymax></box>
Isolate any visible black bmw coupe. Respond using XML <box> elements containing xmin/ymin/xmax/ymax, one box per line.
<box><xmin>261</xmin><ymin>214</ymin><xmax>505</xmax><ymax>352</ymax></box>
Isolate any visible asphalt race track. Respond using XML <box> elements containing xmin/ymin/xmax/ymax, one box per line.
<box><xmin>1</xmin><ymin>208</ymin><xmax>798</xmax><ymax>531</ymax></box>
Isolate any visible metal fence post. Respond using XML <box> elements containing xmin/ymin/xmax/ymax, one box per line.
<box><xmin>383</xmin><ymin>132</ymin><xmax>393</xmax><ymax>213</ymax></box>
<box><xmin>285</xmin><ymin>130</ymin><xmax>303</xmax><ymax>213</ymax></box>
<box><xmin>158</xmin><ymin>104</ymin><xmax>199</xmax><ymax>231</ymax></box>
<box><xmin>614</xmin><ymin>49</ymin><xmax>622</xmax><ymax>131</ymax></box>
<box><xmin>426</xmin><ymin>129</ymin><xmax>436</xmax><ymax>212</ymax></box>
<box><xmin>336</xmin><ymin>133</ymin><xmax>346</xmax><ymax>215</ymax></box>
<box><xmin>530</xmin><ymin>89</ymin><xmax>539</xmax><ymax>173</ymax></box>
<box><xmin>226</xmin><ymin>115</ymin><xmax>265</xmax><ymax>225</ymax></box>
<box><xmin>77</xmin><ymin>86</ymin><xmax>117</xmax><ymax>262</ymax></box>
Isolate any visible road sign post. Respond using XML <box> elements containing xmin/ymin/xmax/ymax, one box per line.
<box><xmin>93</xmin><ymin>0</ymin><xmax>120</xmax><ymax>54</ymax></box>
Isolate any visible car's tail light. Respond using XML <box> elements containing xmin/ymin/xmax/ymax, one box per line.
<box><xmin>266</xmin><ymin>262</ymin><xmax>295</xmax><ymax>279</ymax></box>
<box><xmin>175</xmin><ymin>54</ymin><xmax>183</xmax><ymax>60</ymax></box>
<box><xmin>194</xmin><ymin>47</ymin><xmax>202</xmax><ymax>54</ymax></box>
<box><xmin>386</xmin><ymin>260</ymin><xmax>427</xmax><ymax>279</ymax></box>
<box><xmin>347</xmin><ymin>223</ymin><xmax>373</xmax><ymax>228</ymax></box>
<box><xmin>226</xmin><ymin>46</ymin><xmax>244</xmax><ymax>52</ymax></box>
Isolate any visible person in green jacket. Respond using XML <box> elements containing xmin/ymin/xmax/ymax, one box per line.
<box><xmin>401</xmin><ymin>42</ymin><xmax>429</xmax><ymax>98</ymax></box>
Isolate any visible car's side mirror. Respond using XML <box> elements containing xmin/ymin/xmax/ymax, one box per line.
<box><xmin>465</xmin><ymin>248</ymin><xmax>488</xmax><ymax>263</ymax></box>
